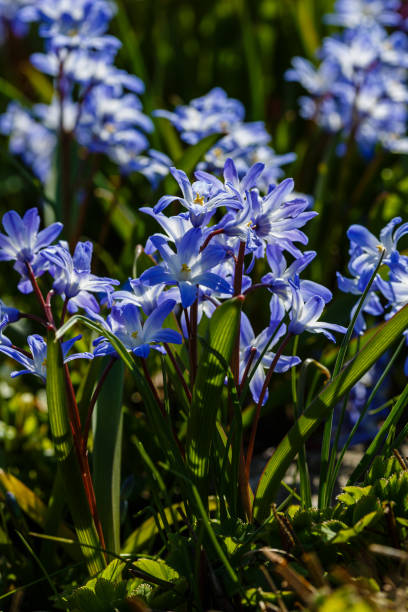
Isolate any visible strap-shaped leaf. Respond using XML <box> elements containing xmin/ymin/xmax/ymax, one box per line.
<box><xmin>253</xmin><ymin>302</ymin><xmax>408</xmax><ymax>522</ymax></box>
<box><xmin>93</xmin><ymin>358</ymin><xmax>124</xmax><ymax>555</ymax></box>
<box><xmin>186</xmin><ymin>298</ymin><xmax>241</xmax><ymax>496</ymax></box>
<box><xmin>46</xmin><ymin>330</ymin><xmax>105</xmax><ymax>575</ymax></box>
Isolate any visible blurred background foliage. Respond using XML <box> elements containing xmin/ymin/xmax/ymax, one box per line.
<box><xmin>1</xmin><ymin>0</ymin><xmax>407</xmax><ymax>287</ymax></box>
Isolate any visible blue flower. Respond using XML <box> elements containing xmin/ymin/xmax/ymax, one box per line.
<box><xmin>113</xmin><ymin>278</ymin><xmax>171</xmax><ymax>316</ymax></box>
<box><xmin>41</xmin><ymin>241</ymin><xmax>119</xmax><ymax>313</ymax></box>
<box><xmin>0</xmin><ymin>208</ymin><xmax>63</xmax><ymax>293</ymax></box>
<box><xmin>34</xmin><ymin>0</ymin><xmax>117</xmax><ymax>50</ymax></box>
<box><xmin>0</xmin><ymin>334</ymin><xmax>93</xmax><ymax>381</ymax></box>
<box><xmin>337</xmin><ymin>270</ymin><xmax>383</xmax><ymax>335</ymax></box>
<box><xmin>347</xmin><ymin>217</ymin><xmax>408</xmax><ymax>277</ymax></box>
<box><xmin>118</xmin><ymin>149</ymin><xmax>172</xmax><ymax>187</ymax></box>
<box><xmin>377</xmin><ymin>252</ymin><xmax>408</xmax><ymax>318</ymax></box>
<box><xmin>93</xmin><ymin>300</ymin><xmax>182</xmax><ymax>358</ymax></box>
<box><xmin>288</xmin><ymin>282</ymin><xmax>347</xmax><ymax>341</ymax></box>
<box><xmin>153</xmin><ymin>167</ymin><xmax>227</xmax><ymax>226</ymax></box>
<box><xmin>286</xmin><ymin>18</ymin><xmax>408</xmax><ymax>156</ymax></box>
<box><xmin>261</xmin><ymin>245</ymin><xmax>325</xmax><ymax>318</ymax></box>
<box><xmin>154</xmin><ymin>87</ymin><xmax>245</xmax><ymax>145</ymax></box>
<box><xmin>140</xmin><ymin>210</ymin><xmax>195</xmax><ymax>255</ymax></box>
<box><xmin>31</xmin><ymin>46</ymin><xmax>143</xmax><ymax>97</ymax></box>
<box><xmin>219</xmin><ymin>177</ymin><xmax>316</xmax><ymax>256</ymax></box>
<box><xmin>140</xmin><ymin>227</ymin><xmax>232</xmax><ymax>308</ymax></box>
<box><xmin>239</xmin><ymin>313</ymin><xmax>300</xmax><ymax>405</ymax></box>
<box><xmin>0</xmin><ymin>298</ymin><xmax>19</xmax><ymax>324</ymax></box>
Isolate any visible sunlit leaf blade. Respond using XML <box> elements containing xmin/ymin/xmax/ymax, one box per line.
<box><xmin>253</xmin><ymin>302</ymin><xmax>408</xmax><ymax>522</ymax></box>
<box><xmin>186</xmin><ymin>298</ymin><xmax>241</xmax><ymax>497</ymax></box>
<box><xmin>93</xmin><ymin>358</ymin><xmax>124</xmax><ymax>556</ymax></box>
<box><xmin>0</xmin><ymin>470</ymin><xmax>72</xmax><ymax>539</ymax></box>
<box><xmin>46</xmin><ymin>330</ymin><xmax>106</xmax><ymax>575</ymax></box>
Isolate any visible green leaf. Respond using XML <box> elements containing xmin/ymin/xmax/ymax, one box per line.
<box><xmin>132</xmin><ymin>558</ymin><xmax>180</xmax><ymax>584</ymax></box>
<box><xmin>46</xmin><ymin>332</ymin><xmax>73</xmax><ymax>462</ymax></box>
<box><xmin>46</xmin><ymin>330</ymin><xmax>105</xmax><ymax>575</ymax></box>
<box><xmin>337</xmin><ymin>486</ymin><xmax>373</xmax><ymax>508</ymax></box>
<box><xmin>93</xmin><ymin>358</ymin><xmax>124</xmax><ymax>556</ymax></box>
<box><xmin>186</xmin><ymin>298</ymin><xmax>241</xmax><ymax>496</ymax></box>
<box><xmin>332</xmin><ymin>511</ymin><xmax>381</xmax><ymax>544</ymax></box>
<box><xmin>253</xmin><ymin>303</ymin><xmax>408</xmax><ymax>522</ymax></box>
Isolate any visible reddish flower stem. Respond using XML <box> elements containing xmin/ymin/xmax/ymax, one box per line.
<box><xmin>64</xmin><ymin>363</ymin><xmax>107</xmax><ymax>554</ymax></box>
<box><xmin>200</xmin><ymin>228</ymin><xmax>225</xmax><ymax>252</ymax></box>
<box><xmin>19</xmin><ymin>313</ymin><xmax>48</xmax><ymax>327</ymax></box>
<box><xmin>10</xmin><ymin>345</ymin><xmax>32</xmax><ymax>359</ymax></box>
<box><xmin>26</xmin><ymin>262</ymin><xmax>53</xmax><ymax>326</ymax></box>
<box><xmin>238</xmin><ymin>346</ymin><xmax>257</xmax><ymax>394</ymax></box>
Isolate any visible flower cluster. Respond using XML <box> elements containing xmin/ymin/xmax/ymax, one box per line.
<box><xmin>286</xmin><ymin>0</ymin><xmax>408</xmax><ymax>156</ymax></box>
<box><xmin>155</xmin><ymin>87</ymin><xmax>296</xmax><ymax>192</ymax></box>
<box><xmin>0</xmin><ymin>159</ymin><xmax>345</xmax><ymax>404</ymax></box>
<box><xmin>0</xmin><ymin>0</ymin><xmax>167</xmax><ymax>185</ymax></box>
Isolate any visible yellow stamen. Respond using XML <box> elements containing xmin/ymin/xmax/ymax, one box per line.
<box><xmin>193</xmin><ymin>192</ymin><xmax>205</xmax><ymax>206</ymax></box>
<box><xmin>181</xmin><ymin>263</ymin><xmax>191</xmax><ymax>273</ymax></box>
<box><xmin>131</xmin><ymin>331</ymin><xmax>138</xmax><ymax>339</ymax></box>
